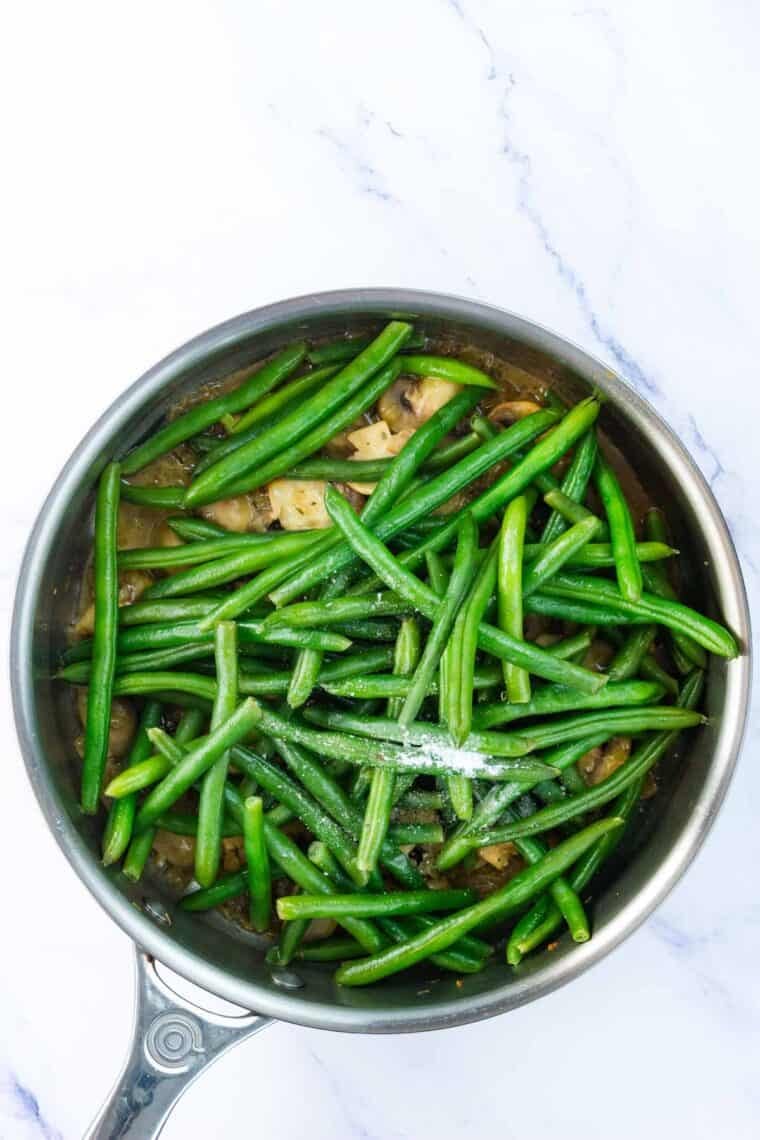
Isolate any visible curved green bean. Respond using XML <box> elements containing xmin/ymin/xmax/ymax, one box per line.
<box><xmin>122</xmin><ymin>343</ymin><xmax>307</xmax><ymax>475</ymax></box>
<box><xmin>195</xmin><ymin>621</ymin><xmax>238</xmax><ymax>887</ymax></box>
<box><xmin>81</xmin><ymin>462</ymin><xmax>121</xmax><ymax>814</ymax></box>
<box><xmin>277</xmin><ymin>888</ymin><xmax>476</xmax><ymax>922</ymax></box>
<box><xmin>335</xmin><ymin>817</ymin><xmax>623</xmax><ymax>985</ymax></box>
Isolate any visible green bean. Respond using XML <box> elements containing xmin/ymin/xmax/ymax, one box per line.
<box><xmin>225</xmin><ymin>364</ymin><xmax>339</xmax><ymax>438</ymax></box>
<box><xmin>81</xmin><ymin>462</ymin><xmax>121</xmax><ymax>814</ymax></box>
<box><xmin>523</xmin><ymin>540</ymin><xmax>674</xmax><ymax>569</ymax></box>
<box><xmin>446</xmin><ymin>538</ymin><xmax>497</xmax><ymax>753</ymax></box>
<box><xmin>263</xmin><ymin>703</ymin><xmax>558</xmax><ymax>782</ymax></box>
<box><xmin>541</xmin><ymin>430</ymin><xmax>598</xmax><ymax>543</ymax></box>
<box><xmin>67</xmin><ymin>619</ymin><xmax>351</xmax><ymax>658</ymax></box>
<box><xmin>543</xmin><ymin>630</ymin><xmax>596</xmax><ymax>660</ymax></box>
<box><xmin>142</xmin><ymin>532</ymin><xmax>325</xmax><ymax>599</ymax></box>
<box><xmin>594</xmin><ymin>455</ymin><xmax>643</xmax><ymax>601</ymax></box>
<box><xmin>399</xmin><ymin>354</ymin><xmax>498</xmax><ymax>389</ymax></box>
<box><xmin>267</xmin><ymin>407</ymin><xmax>562</xmax><ymax>609</ymax></box>
<box><xmin>195</xmin><ymin>622</ymin><xmax>238</xmax><ymax>887</ymax></box>
<box><xmin>167</xmin><ymin>517</ymin><xmax>227</xmax><ymax>540</ymax></box>
<box><xmin>185</xmin><ymin>321</ymin><xmax>412</xmax><ymax>505</ymax></box>
<box><xmin>277</xmin><ymin>888</ymin><xmax>476</xmax><ymax>922</ymax></box>
<box><xmin>180</xmin><ymin>870</ymin><xmax>250</xmax><ymax>910</ymax></box>
<box><xmin>329</xmin><ymin>619</ymin><xmax>400</xmax><ymax>642</ymax></box>
<box><xmin>387</xmin><ymin>822</ymin><xmax>444</xmax><ymax>845</ymax></box>
<box><xmin>150</xmin><ymin>734</ymin><xmax>382</xmax><ymax>947</ymax></box>
<box><xmin>321</xmin><ymin>664</ymin><xmax>503</xmax><ymax>700</ymax></box>
<box><xmin>266</xmin><ymin>594</ymin><xmax>411</xmax><ymax>628</ymax></box>
<box><xmin>308</xmin><ymin>841</ymin><xmax>486</xmax><ymax>972</ymax></box>
<box><xmin>118</xmin><ymin>597</ymin><xmax>229</xmax><ymax>625</ymax></box>
<box><xmin>503</xmin><ymin>812</ymin><xmax>590</xmax><ymax>943</ymax></box>
<box><xmin>378</xmin><ymin>915</ymin><xmax>491</xmax><ymax>973</ymax></box>
<box><xmin>469</xmin><ymin>413</ymin><xmax>497</xmax><ymax>442</ymax></box>
<box><xmin>59</xmin><ymin>643</ymin><xmax>214</xmax><ymax>682</ymax></box>
<box><xmin>439</xmin><ymin>734</ymin><xmax>613</xmax><ymax>872</ymax></box>
<box><xmin>268</xmin><ymin>935</ymin><xmax>367</xmax><ymax>964</ymax></box>
<box><xmin>306</xmin><ymin>331</ymin><xmax>426</xmax><ymax>366</ymax></box>
<box><xmin>397</xmin><ymin>790</ymin><xmax>444</xmax><ymax>811</ymax></box>
<box><xmin>242</xmin><ymin>796</ymin><xmax>271</xmax><ymax>932</ymax></box>
<box><xmin>472</xmin><ymin>679</ymin><xmax>663</xmax><ymax>730</ymax></box>
<box><xmin>102</xmin><ymin>700</ymin><xmax>162</xmax><ymax>864</ymax></box>
<box><xmin>274</xmin><ymin>737</ymin><xmax>424</xmax><ymax>890</ymax></box>
<box><xmin>120</xmin><ymin>708</ymin><xmax>205</xmax><ymax>880</ymax></box>
<box><xmin>510</xmin><ymin>671</ymin><xmax>703</xmax><ymax>961</ymax></box>
<box><xmin>474</xmin><ymin>708</ymin><xmax>703</xmax><ymax>844</ymax></box>
<box><xmin>122</xmin><ymin>343</ymin><xmax>307</xmax><ymax>475</ymax></box>
<box><xmin>602</xmin><ymin>627</ymin><xmax>679</xmax><ymax>694</ymax></box>
<box><xmin>542</xmin><ymin>489</ymin><xmax>606</xmax><ymax>534</ymax></box>
<box><xmin>196</xmin><ymin>391</ymin><xmax>488</xmax><ymax>631</ymax></box>
<box><xmin>540</xmin><ymin>572</ymin><xmax>738</xmax><ymax>657</ymax></box>
<box><xmin>524</xmin><ymin>592</ymin><xmax>643</xmax><ymax>626</ymax></box>
<box><xmin>133</xmin><ymin>700</ymin><xmax>262</xmax><ymax>831</ymax></box>
<box><xmin>643</xmin><ymin>509</ymin><xmax>708</xmax><ymax>668</ymax></box>
<box><xmin>335</xmin><ymin>817</ymin><xmax>623</xmax><ymax>985</ymax></box>
<box><xmin>105</xmin><ymin>752</ymin><xmax>172</xmax><ymax>798</ymax></box>
<box><xmin>357</xmin><ymin>619</ymin><xmax>421</xmax><ymax>878</ymax></box>
<box><xmin>152</xmin><ymin>811</ymin><xmax>241</xmax><ymax>838</ymax></box>
<box><xmin>322</xmin><ymin>484</ymin><xmax>606</xmax><ymax>694</ymax></box>
<box><xmin>308</xmin><ymin>704</ymin><xmax>693</xmax><ymax>758</ymax></box>
<box><xmin>225</xmin><ymin>744</ymin><xmax>366</xmax><ymax>886</ymax></box>
<box><xmin>118</xmin><ymin>534</ymin><xmax>281</xmax><ymax>570</ymax></box>
<box><xmin>402</xmin><ymin>516</ymin><xmax>478</xmax><ymax>732</ymax></box>
<box><xmin>498</xmin><ymin>494</ymin><xmax>531</xmax><ymax>703</ymax></box>
<box><xmin>282</xmin><ymin>433</ymin><xmax>483</xmax><ymax>481</ymax></box>
<box><xmin>522</xmin><ymin>516</ymin><xmax>602</xmax><ymax>597</ymax></box>
<box><xmin>119</xmin><ymin>484</ymin><xmax>187</xmax><ymax>509</ymax></box>
<box><xmin>607</xmin><ymin>625</ymin><xmax>657</xmax><ymax>681</ymax></box>
<box><xmin>215</xmin><ymin>360</ymin><xmax>406</xmax><ymax>499</ymax></box>
<box><xmin>506</xmin><ymin>895</ymin><xmax>556</xmax><ymax>964</ymax></box>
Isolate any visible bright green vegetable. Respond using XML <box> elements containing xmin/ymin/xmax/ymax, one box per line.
<box><xmin>195</xmin><ymin>622</ymin><xmax>238</xmax><ymax>887</ymax></box>
<box><xmin>243</xmin><ymin>797</ymin><xmax>271</xmax><ymax>932</ymax></box>
<box><xmin>122</xmin><ymin>343</ymin><xmax>307</xmax><ymax>475</ymax></box>
<box><xmin>81</xmin><ymin>462</ymin><xmax>121</xmax><ymax>814</ymax></box>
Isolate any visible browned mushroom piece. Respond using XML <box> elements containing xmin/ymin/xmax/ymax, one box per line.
<box><xmin>221</xmin><ymin>836</ymin><xmax>246</xmax><ymax>872</ymax></box>
<box><xmin>582</xmin><ymin>638</ymin><xmax>615</xmax><ymax>672</ymax></box>
<box><xmin>378</xmin><ymin>376</ymin><xmax>461</xmax><ymax>433</ymax></box>
<box><xmin>76</xmin><ymin>691</ymin><xmax>137</xmax><ymax>759</ymax></box>
<box><xmin>477</xmin><ymin>841</ymin><xmax>518</xmax><ymax>870</ymax></box>
<box><xmin>345</xmin><ymin>420</ymin><xmax>413</xmax><ymax>492</ymax></box>
<box><xmin>579</xmin><ymin>736</ymin><xmax>632</xmax><ymax>786</ymax></box>
<box><xmin>199</xmin><ymin>489</ymin><xmax>275</xmax><ymax>533</ymax></box>
<box><xmin>487</xmin><ymin>399</ymin><xmax>545</xmax><ymax>425</ymax></box>
<box><xmin>152</xmin><ymin>831</ymin><xmax>197</xmax><ymax>869</ymax></box>
<box><xmin>267</xmin><ymin>479</ymin><xmax>332</xmax><ymax>530</ymax></box>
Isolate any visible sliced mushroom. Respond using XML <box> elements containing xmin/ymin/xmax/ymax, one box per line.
<box><xmin>222</xmin><ymin>837</ymin><xmax>246</xmax><ymax>872</ymax></box>
<box><xmin>579</xmin><ymin>736</ymin><xmax>632</xmax><ymax>786</ymax></box>
<box><xmin>478</xmin><ymin>841</ymin><xmax>518</xmax><ymax>870</ymax></box>
<box><xmin>267</xmin><ymin>479</ymin><xmax>332</xmax><ymax>530</ymax></box>
<box><xmin>73</xmin><ymin>569</ymin><xmax>153</xmax><ymax>637</ymax></box>
<box><xmin>199</xmin><ymin>490</ymin><xmax>274</xmax><ymax>533</ymax></box>
<box><xmin>152</xmin><ymin>831</ymin><xmax>196</xmax><ymax>869</ymax></box>
<box><xmin>378</xmin><ymin>377</ymin><xmax>461</xmax><ymax>433</ymax></box>
<box><xmin>488</xmin><ymin>399</ymin><xmax>544</xmax><ymax>424</ymax></box>
<box><xmin>345</xmin><ymin>420</ymin><xmax>414</xmax><ymax>492</ymax></box>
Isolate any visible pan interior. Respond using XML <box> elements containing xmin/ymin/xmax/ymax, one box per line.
<box><xmin>13</xmin><ymin>292</ymin><xmax>749</xmax><ymax>1031</ymax></box>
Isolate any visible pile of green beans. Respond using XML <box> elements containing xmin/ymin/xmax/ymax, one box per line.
<box><xmin>59</xmin><ymin>319</ymin><xmax>738</xmax><ymax>987</ymax></box>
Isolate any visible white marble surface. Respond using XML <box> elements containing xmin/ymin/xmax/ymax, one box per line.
<box><xmin>2</xmin><ymin>1</ymin><xmax>759</xmax><ymax>1136</ymax></box>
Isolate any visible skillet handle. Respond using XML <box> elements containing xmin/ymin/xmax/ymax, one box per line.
<box><xmin>84</xmin><ymin>946</ymin><xmax>272</xmax><ymax>1139</ymax></box>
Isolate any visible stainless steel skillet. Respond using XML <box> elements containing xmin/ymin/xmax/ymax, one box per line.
<box><xmin>11</xmin><ymin>289</ymin><xmax>750</xmax><ymax>1138</ymax></box>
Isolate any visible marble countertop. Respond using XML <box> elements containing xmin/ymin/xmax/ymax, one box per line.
<box><xmin>2</xmin><ymin>1</ymin><xmax>758</xmax><ymax>1136</ymax></box>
